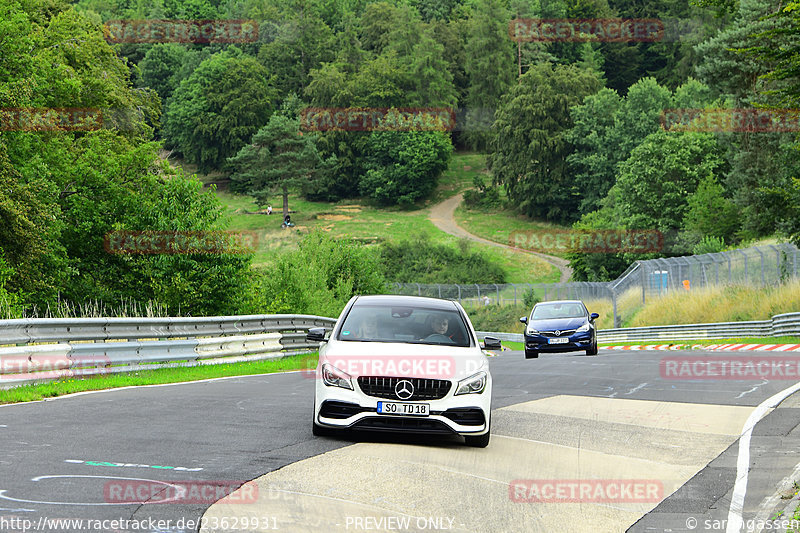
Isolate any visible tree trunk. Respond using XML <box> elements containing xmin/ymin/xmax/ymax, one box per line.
<box><xmin>282</xmin><ymin>183</ymin><xmax>289</xmax><ymax>220</ymax></box>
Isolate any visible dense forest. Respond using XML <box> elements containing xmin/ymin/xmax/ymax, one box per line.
<box><xmin>1</xmin><ymin>0</ymin><xmax>798</xmax><ymax>317</ymax></box>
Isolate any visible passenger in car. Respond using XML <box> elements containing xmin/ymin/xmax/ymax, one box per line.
<box><xmin>426</xmin><ymin>314</ymin><xmax>449</xmax><ymax>337</ymax></box>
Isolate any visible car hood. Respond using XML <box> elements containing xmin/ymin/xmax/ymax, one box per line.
<box><xmin>527</xmin><ymin>317</ymin><xmax>588</xmax><ymax>332</ymax></box>
<box><xmin>320</xmin><ymin>340</ymin><xmax>488</xmax><ymax>381</ymax></box>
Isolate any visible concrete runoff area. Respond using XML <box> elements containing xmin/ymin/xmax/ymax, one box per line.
<box><xmin>201</xmin><ymin>395</ymin><xmax>756</xmax><ymax>533</ymax></box>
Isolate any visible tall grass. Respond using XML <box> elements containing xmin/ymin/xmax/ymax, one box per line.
<box><xmin>1</xmin><ymin>297</ymin><xmax>171</xmax><ymax>320</ymax></box>
<box><xmin>583</xmin><ymin>287</ymin><xmax>643</xmax><ymax>329</ymax></box>
<box><xmin>629</xmin><ymin>279</ymin><xmax>800</xmax><ymax>326</ymax></box>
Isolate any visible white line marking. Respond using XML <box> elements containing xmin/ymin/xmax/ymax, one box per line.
<box><xmin>735</xmin><ymin>382</ymin><xmax>767</xmax><ymax>400</ymax></box>
<box><xmin>726</xmin><ymin>380</ymin><xmax>800</xmax><ymax>533</ymax></box>
<box><xmin>626</xmin><ymin>383</ymin><xmax>648</xmax><ymax>395</ymax></box>
<box><xmin>0</xmin><ymin>475</ymin><xmax>184</xmax><ymax>506</ymax></box>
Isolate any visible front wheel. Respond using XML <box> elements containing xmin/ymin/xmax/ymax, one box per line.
<box><xmin>464</xmin><ymin>419</ymin><xmax>491</xmax><ymax>448</ymax></box>
<box><xmin>525</xmin><ymin>349</ymin><xmax>538</xmax><ymax>359</ymax></box>
<box><xmin>586</xmin><ymin>339</ymin><xmax>598</xmax><ymax>356</ymax></box>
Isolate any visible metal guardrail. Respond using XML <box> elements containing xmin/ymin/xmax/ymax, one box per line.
<box><xmin>0</xmin><ymin>315</ymin><xmax>336</xmax><ymax>388</ymax></box>
<box><xmin>478</xmin><ymin>312</ymin><xmax>800</xmax><ymax>344</ymax></box>
<box><xmin>2</xmin><ymin>311</ymin><xmax>797</xmax><ymax>388</ymax></box>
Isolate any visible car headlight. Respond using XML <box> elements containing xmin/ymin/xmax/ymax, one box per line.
<box><xmin>577</xmin><ymin>323</ymin><xmax>591</xmax><ymax>333</ymax></box>
<box><xmin>455</xmin><ymin>372</ymin><xmax>487</xmax><ymax>395</ymax></box>
<box><xmin>526</xmin><ymin>329</ymin><xmax>540</xmax><ymax>335</ymax></box>
<box><xmin>321</xmin><ymin>363</ymin><xmax>353</xmax><ymax>390</ymax></box>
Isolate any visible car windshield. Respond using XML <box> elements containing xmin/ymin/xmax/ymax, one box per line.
<box><xmin>338</xmin><ymin>305</ymin><xmax>471</xmax><ymax>347</ymax></box>
<box><xmin>531</xmin><ymin>303</ymin><xmax>586</xmax><ymax>320</ymax></box>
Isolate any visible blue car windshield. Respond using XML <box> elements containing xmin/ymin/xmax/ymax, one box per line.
<box><xmin>531</xmin><ymin>303</ymin><xmax>586</xmax><ymax>320</ymax></box>
<box><xmin>338</xmin><ymin>305</ymin><xmax>471</xmax><ymax>347</ymax></box>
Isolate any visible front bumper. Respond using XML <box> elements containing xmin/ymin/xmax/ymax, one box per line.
<box><xmin>524</xmin><ymin>331</ymin><xmax>594</xmax><ymax>353</ymax></box>
<box><xmin>314</xmin><ymin>378</ymin><xmax>491</xmax><ymax>436</ymax></box>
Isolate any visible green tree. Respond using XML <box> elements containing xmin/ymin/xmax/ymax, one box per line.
<box><xmin>566</xmin><ymin>88</ymin><xmax>623</xmax><ymax>215</ymax></box>
<box><xmin>407</xmin><ymin>27</ymin><xmax>458</xmax><ymax>108</ymax></box>
<box><xmin>257</xmin><ymin>2</ymin><xmax>337</xmax><ymax>97</ymax></box>
<box><xmin>679</xmin><ymin>175</ymin><xmax>740</xmax><ymax>250</ymax></box>
<box><xmin>489</xmin><ymin>63</ymin><xmax>601</xmax><ymax>223</ymax></box>
<box><xmin>229</xmin><ymin>114</ymin><xmax>329</xmax><ymax>219</ymax></box>
<box><xmin>359</xmin><ymin>130</ymin><xmax>453</xmax><ymax>206</ymax></box>
<box><xmin>138</xmin><ymin>43</ymin><xmax>187</xmax><ymax>102</ymax></box>
<box><xmin>463</xmin><ymin>0</ymin><xmax>515</xmax><ymax>151</ymax></box>
<box><xmin>163</xmin><ymin>48</ymin><xmax>276</xmax><ymax>172</ymax></box>
<box><xmin>614</xmin><ymin>130</ymin><xmax>726</xmax><ymax>235</ymax></box>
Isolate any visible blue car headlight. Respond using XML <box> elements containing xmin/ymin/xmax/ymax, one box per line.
<box><xmin>577</xmin><ymin>323</ymin><xmax>591</xmax><ymax>333</ymax></box>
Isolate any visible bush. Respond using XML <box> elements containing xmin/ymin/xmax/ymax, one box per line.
<box><xmin>692</xmin><ymin>235</ymin><xmax>726</xmax><ymax>255</ymax></box>
<box><xmin>463</xmin><ymin>176</ymin><xmax>503</xmax><ymax>209</ymax></box>
<box><xmin>379</xmin><ymin>234</ymin><xmax>506</xmax><ymax>284</ymax></box>
<box><xmin>248</xmin><ymin>232</ymin><xmax>386</xmax><ymax>318</ymax></box>
<box><xmin>359</xmin><ymin>131</ymin><xmax>453</xmax><ymax>206</ymax></box>
<box><xmin>523</xmin><ymin>288</ymin><xmax>540</xmax><ymax>309</ymax></box>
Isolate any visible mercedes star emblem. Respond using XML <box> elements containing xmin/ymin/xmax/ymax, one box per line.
<box><xmin>555</xmin><ymin>330</ymin><xmax>561</xmax><ymax>336</ymax></box>
<box><xmin>395</xmin><ymin>380</ymin><xmax>414</xmax><ymax>400</ymax></box>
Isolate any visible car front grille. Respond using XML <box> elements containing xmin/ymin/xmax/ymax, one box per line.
<box><xmin>357</xmin><ymin>376</ymin><xmax>452</xmax><ymax>401</ymax></box>
<box><xmin>539</xmin><ymin>329</ymin><xmax>577</xmax><ymax>337</ymax></box>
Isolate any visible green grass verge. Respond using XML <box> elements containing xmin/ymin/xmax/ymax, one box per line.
<box><xmin>455</xmin><ymin>205</ymin><xmax>570</xmax><ymax>259</ymax></box>
<box><xmin>500</xmin><ymin>341</ymin><xmax>524</xmax><ymax>351</ymax></box>
<box><xmin>598</xmin><ymin>337</ymin><xmax>800</xmax><ymax>347</ymax></box>
<box><xmin>0</xmin><ymin>353</ymin><xmax>318</xmax><ymax>405</ymax></box>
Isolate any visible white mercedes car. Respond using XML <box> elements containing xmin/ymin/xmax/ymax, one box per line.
<box><xmin>308</xmin><ymin>295</ymin><xmax>496</xmax><ymax>447</ymax></box>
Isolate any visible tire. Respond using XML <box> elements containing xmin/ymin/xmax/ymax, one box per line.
<box><xmin>464</xmin><ymin>419</ymin><xmax>491</xmax><ymax>448</ymax></box>
<box><xmin>586</xmin><ymin>338</ymin><xmax>598</xmax><ymax>356</ymax></box>
<box><xmin>525</xmin><ymin>349</ymin><xmax>539</xmax><ymax>359</ymax></box>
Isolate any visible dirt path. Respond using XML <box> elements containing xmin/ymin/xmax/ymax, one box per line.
<box><xmin>428</xmin><ymin>193</ymin><xmax>573</xmax><ymax>282</ymax></box>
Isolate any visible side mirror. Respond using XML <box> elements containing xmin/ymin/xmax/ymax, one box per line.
<box><xmin>519</xmin><ymin>316</ymin><xmax>528</xmax><ymax>324</ymax></box>
<box><xmin>482</xmin><ymin>336</ymin><xmax>502</xmax><ymax>350</ymax></box>
<box><xmin>306</xmin><ymin>327</ymin><xmax>328</xmax><ymax>342</ymax></box>
<box><xmin>589</xmin><ymin>313</ymin><xmax>599</xmax><ymax>321</ymax></box>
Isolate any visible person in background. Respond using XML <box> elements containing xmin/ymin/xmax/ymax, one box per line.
<box><xmin>267</xmin><ymin>205</ymin><xmax>272</xmax><ymax>215</ymax></box>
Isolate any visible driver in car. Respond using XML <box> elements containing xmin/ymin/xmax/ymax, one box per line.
<box><xmin>427</xmin><ymin>314</ymin><xmax>449</xmax><ymax>337</ymax></box>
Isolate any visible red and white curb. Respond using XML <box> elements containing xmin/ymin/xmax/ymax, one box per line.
<box><xmin>603</xmin><ymin>343</ymin><xmax>800</xmax><ymax>352</ymax></box>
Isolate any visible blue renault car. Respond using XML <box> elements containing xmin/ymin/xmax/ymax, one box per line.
<box><xmin>519</xmin><ymin>300</ymin><xmax>599</xmax><ymax>359</ymax></box>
